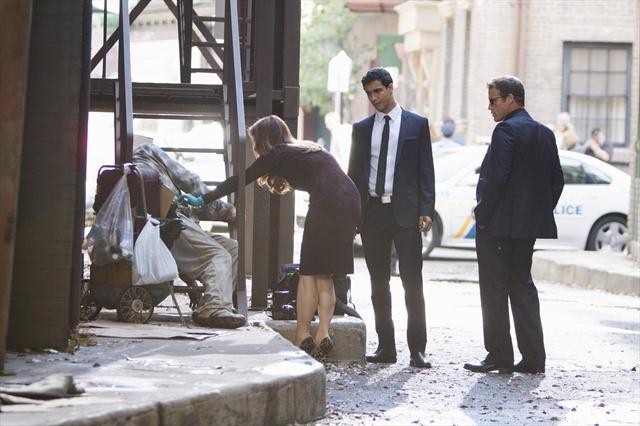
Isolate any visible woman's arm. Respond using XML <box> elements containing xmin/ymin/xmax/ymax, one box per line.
<box><xmin>202</xmin><ymin>151</ymin><xmax>276</xmax><ymax>203</ymax></box>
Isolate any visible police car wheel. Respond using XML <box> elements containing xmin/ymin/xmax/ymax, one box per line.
<box><xmin>586</xmin><ymin>214</ymin><xmax>628</xmax><ymax>252</ymax></box>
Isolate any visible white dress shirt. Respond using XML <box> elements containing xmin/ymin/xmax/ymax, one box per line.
<box><xmin>369</xmin><ymin>104</ymin><xmax>402</xmax><ymax>197</ymax></box>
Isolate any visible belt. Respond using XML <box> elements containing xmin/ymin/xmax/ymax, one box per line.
<box><xmin>369</xmin><ymin>195</ymin><xmax>392</xmax><ymax>204</ymax></box>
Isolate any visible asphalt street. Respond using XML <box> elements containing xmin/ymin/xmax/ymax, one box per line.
<box><xmin>316</xmin><ymin>248</ymin><xmax>640</xmax><ymax>425</ymax></box>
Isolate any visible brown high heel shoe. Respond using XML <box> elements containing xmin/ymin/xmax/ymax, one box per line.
<box><xmin>312</xmin><ymin>337</ymin><xmax>334</xmax><ymax>361</ymax></box>
<box><xmin>298</xmin><ymin>336</ymin><xmax>316</xmax><ymax>355</ymax></box>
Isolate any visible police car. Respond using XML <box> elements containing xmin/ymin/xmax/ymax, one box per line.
<box><xmin>423</xmin><ymin>145</ymin><xmax>630</xmax><ymax>257</ymax></box>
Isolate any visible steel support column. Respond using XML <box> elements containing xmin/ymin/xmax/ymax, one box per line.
<box><xmin>251</xmin><ymin>0</ymin><xmax>277</xmax><ymax>309</ymax></box>
<box><xmin>69</xmin><ymin>0</ymin><xmax>92</xmax><ymax>329</ymax></box>
<box><xmin>115</xmin><ymin>0</ymin><xmax>134</xmax><ymax>164</ymax></box>
<box><xmin>276</xmin><ymin>0</ymin><xmax>300</xmax><ymax>275</ymax></box>
<box><xmin>224</xmin><ymin>0</ymin><xmax>248</xmax><ymax>316</ymax></box>
<box><xmin>177</xmin><ymin>0</ymin><xmax>193</xmax><ymax>83</ymax></box>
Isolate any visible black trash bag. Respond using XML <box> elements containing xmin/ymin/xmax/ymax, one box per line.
<box><xmin>332</xmin><ymin>274</ymin><xmax>361</xmax><ymax>319</ymax></box>
<box><xmin>270</xmin><ymin>264</ymin><xmax>299</xmax><ymax>320</ymax></box>
<box><xmin>269</xmin><ymin>264</ymin><xmax>361</xmax><ymax>320</ymax></box>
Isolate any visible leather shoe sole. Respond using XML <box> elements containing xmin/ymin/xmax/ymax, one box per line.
<box><xmin>192</xmin><ymin>312</ymin><xmax>246</xmax><ymax>329</ymax></box>
<box><xmin>463</xmin><ymin>362</ymin><xmax>512</xmax><ymax>374</ymax></box>
<box><xmin>513</xmin><ymin>362</ymin><xmax>545</xmax><ymax>374</ymax></box>
<box><xmin>366</xmin><ymin>353</ymin><xmax>397</xmax><ymax>364</ymax></box>
<box><xmin>409</xmin><ymin>359</ymin><xmax>432</xmax><ymax>368</ymax></box>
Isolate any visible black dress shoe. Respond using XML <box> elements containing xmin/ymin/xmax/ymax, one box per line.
<box><xmin>409</xmin><ymin>352</ymin><xmax>432</xmax><ymax>368</ymax></box>
<box><xmin>463</xmin><ymin>360</ymin><xmax>512</xmax><ymax>374</ymax></box>
<box><xmin>366</xmin><ymin>348</ymin><xmax>397</xmax><ymax>364</ymax></box>
<box><xmin>513</xmin><ymin>361</ymin><xmax>545</xmax><ymax>374</ymax></box>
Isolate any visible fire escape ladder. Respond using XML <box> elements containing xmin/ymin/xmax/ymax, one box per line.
<box><xmin>174</xmin><ymin>0</ymin><xmax>225</xmax><ymax>83</ymax></box>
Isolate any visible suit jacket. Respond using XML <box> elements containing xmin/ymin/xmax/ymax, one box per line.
<box><xmin>348</xmin><ymin>108</ymin><xmax>435</xmax><ymax>228</ymax></box>
<box><xmin>475</xmin><ymin>108</ymin><xmax>564</xmax><ymax>239</ymax></box>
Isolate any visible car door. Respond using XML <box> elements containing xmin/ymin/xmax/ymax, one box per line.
<box><xmin>437</xmin><ymin>163</ymin><xmax>480</xmax><ymax>249</ymax></box>
<box><xmin>538</xmin><ymin>156</ymin><xmax>604</xmax><ymax>249</ymax></box>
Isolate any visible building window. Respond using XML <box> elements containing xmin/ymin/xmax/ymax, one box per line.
<box><xmin>562</xmin><ymin>42</ymin><xmax>632</xmax><ymax>147</ymax></box>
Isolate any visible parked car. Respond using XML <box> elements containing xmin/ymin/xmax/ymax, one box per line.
<box><xmin>423</xmin><ymin>145</ymin><xmax>630</xmax><ymax>257</ymax></box>
<box><xmin>297</xmin><ymin>146</ymin><xmax>629</xmax><ymax>259</ymax></box>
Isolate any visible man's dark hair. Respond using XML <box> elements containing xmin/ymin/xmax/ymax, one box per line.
<box><xmin>591</xmin><ymin>128</ymin><xmax>602</xmax><ymax>137</ymax></box>
<box><xmin>487</xmin><ymin>75</ymin><xmax>525</xmax><ymax>106</ymax></box>
<box><xmin>361</xmin><ymin>67</ymin><xmax>393</xmax><ymax>87</ymax></box>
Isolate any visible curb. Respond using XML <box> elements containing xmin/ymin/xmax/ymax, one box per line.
<box><xmin>532</xmin><ymin>250</ymin><xmax>639</xmax><ymax>297</ymax></box>
<box><xmin>0</xmin><ymin>322</ymin><xmax>326</xmax><ymax>426</ymax></box>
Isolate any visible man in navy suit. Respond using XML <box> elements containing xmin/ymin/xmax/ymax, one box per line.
<box><xmin>348</xmin><ymin>67</ymin><xmax>435</xmax><ymax>369</ymax></box>
<box><xmin>464</xmin><ymin>75</ymin><xmax>564</xmax><ymax>374</ymax></box>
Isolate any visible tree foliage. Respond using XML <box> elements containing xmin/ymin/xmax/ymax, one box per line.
<box><xmin>299</xmin><ymin>0</ymin><xmax>354</xmax><ymax>115</ymax></box>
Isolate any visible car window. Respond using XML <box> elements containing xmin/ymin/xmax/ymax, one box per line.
<box><xmin>561</xmin><ymin>158</ymin><xmax>585</xmax><ymax>184</ymax></box>
<box><xmin>435</xmin><ymin>153</ymin><xmax>479</xmax><ymax>183</ymax></box>
<box><xmin>583</xmin><ymin>163</ymin><xmax>611</xmax><ymax>184</ymax></box>
<box><xmin>561</xmin><ymin>157</ymin><xmax>611</xmax><ymax>184</ymax></box>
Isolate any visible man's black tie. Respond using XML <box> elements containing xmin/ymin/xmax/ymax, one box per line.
<box><xmin>375</xmin><ymin>115</ymin><xmax>391</xmax><ymax>196</ymax></box>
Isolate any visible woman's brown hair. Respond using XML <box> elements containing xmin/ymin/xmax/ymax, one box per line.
<box><xmin>248</xmin><ymin>115</ymin><xmax>321</xmax><ymax>194</ymax></box>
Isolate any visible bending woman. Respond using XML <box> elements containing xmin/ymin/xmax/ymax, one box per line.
<box><xmin>181</xmin><ymin>115</ymin><xmax>361</xmax><ymax>360</ymax></box>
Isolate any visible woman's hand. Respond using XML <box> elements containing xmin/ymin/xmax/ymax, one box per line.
<box><xmin>178</xmin><ymin>193</ymin><xmax>204</xmax><ymax>207</ymax></box>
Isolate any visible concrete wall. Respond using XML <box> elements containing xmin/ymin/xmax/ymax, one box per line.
<box><xmin>8</xmin><ymin>0</ymin><xmax>85</xmax><ymax>350</ymax></box>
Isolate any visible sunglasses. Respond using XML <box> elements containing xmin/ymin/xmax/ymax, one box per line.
<box><xmin>488</xmin><ymin>96</ymin><xmax>504</xmax><ymax>105</ymax></box>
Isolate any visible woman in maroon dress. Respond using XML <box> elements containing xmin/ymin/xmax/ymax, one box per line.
<box><xmin>183</xmin><ymin>115</ymin><xmax>360</xmax><ymax>359</ymax></box>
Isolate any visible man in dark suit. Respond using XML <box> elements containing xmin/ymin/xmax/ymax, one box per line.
<box><xmin>348</xmin><ymin>67</ymin><xmax>435</xmax><ymax>369</ymax></box>
<box><xmin>464</xmin><ymin>75</ymin><xmax>564</xmax><ymax>374</ymax></box>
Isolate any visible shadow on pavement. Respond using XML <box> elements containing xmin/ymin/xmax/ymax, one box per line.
<box><xmin>461</xmin><ymin>374</ymin><xmax>553</xmax><ymax>424</ymax></box>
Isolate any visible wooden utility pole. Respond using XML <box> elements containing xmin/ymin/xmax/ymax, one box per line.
<box><xmin>0</xmin><ymin>0</ymin><xmax>32</xmax><ymax>370</ymax></box>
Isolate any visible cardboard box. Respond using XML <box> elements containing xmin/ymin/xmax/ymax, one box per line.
<box><xmin>159</xmin><ymin>184</ymin><xmax>175</xmax><ymax>218</ymax></box>
<box><xmin>90</xmin><ymin>260</ymin><xmax>132</xmax><ymax>287</ymax></box>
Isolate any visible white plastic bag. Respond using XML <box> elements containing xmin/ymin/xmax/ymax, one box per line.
<box><xmin>83</xmin><ymin>167</ymin><xmax>134</xmax><ymax>265</ymax></box>
<box><xmin>132</xmin><ymin>215</ymin><xmax>179</xmax><ymax>285</ymax></box>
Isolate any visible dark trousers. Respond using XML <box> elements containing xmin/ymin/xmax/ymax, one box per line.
<box><xmin>361</xmin><ymin>201</ymin><xmax>426</xmax><ymax>354</ymax></box>
<box><xmin>475</xmin><ymin>229</ymin><xmax>546</xmax><ymax>367</ymax></box>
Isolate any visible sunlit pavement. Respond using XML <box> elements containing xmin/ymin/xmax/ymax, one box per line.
<box><xmin>315</xmin><ymin>248</ymin><xmax>640</xmax><ymax>425</ymax></box>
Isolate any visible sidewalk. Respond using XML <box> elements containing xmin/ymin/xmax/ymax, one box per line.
<box><xmin>0</xmin><ymin>312</ymin><xmax>325</xmax><ymax>426</ymax></box>
<box><xmin>532</xmin><ymin>250</ymin><xmax>639</xmax><ymax>296</ymax></box>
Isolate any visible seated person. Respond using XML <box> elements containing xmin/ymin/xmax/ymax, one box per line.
<box><xmin>132</xmin><ymin>142</ymin><xmax>245</xmax><ymax>329</ymax></box>
<box><xmin>577</xmin><ymin>128</ymin><xmax>613</xmax><ymax>163</ymax></box>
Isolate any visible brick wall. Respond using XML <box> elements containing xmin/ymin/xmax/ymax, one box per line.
<box><xmin>8</xmin><ymin>0</ymin><xmax>85</xmax><ymax>349</ymax></box>
<box><xmin>464</xmin><ymin>0</ymin><xmax>638</xmax><ymax>146</ymax></box>
<box><xmin>465</xmin><ymin>1</ymin><xmax>520</xmax><ymax>144</ymax></box>
<box><xmin>524</xmin><ymin>0</ymin><xmax>637</xmax><ymax>137</ymax></box>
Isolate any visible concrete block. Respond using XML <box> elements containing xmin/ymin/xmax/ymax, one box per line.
<box><xmin>266</xmin><ymin>316</ymin><xmax>366</xmax><ymax>363</ymax></box>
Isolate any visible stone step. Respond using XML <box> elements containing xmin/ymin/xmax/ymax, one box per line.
<box><xmin>263</xmin><ymin>315</ymin><xmax>367</xmax><ymax>363</ymax></box>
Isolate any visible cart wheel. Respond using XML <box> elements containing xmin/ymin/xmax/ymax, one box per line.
<box><xmin>80</xmin><ymin>279</ymin><xmax>102</xmax><ymax>321</ymax></box>
<box><xmin>117</xmin><ymin>286</ymin><xmax>154</xmax><ymax>323</ymax></box>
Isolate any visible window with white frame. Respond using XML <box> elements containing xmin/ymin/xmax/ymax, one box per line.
<box><xmin>562</xmin><ymin>42</ymin><xmax>632</xmax><ymax>147</ymax></box>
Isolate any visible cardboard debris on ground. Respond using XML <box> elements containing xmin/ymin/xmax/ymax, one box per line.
<box><xmin>0</xmin><ymin>374</ymin><xmax>83</xmax><ymax>405</ymax></box>
<box><xmin>80</xmin><ymin>319</ymin><xmax>229</xmax><ymax>340</ymax></box>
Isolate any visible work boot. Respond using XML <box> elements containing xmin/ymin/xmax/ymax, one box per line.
<box><xmin>192</xmin><ymin>309</ymin><xmax>246</xmax><ymax>329</ymax></box>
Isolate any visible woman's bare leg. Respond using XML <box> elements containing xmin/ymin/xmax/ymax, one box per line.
<box><xmin>314</xmin><ymin>275</ymin><xmax>335</xmax><ymax>344</ymax></box>
<box><xmin>295</xmin><ymin>274</ymin><xmax>318</xmax><ymax>346</ymax></box>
